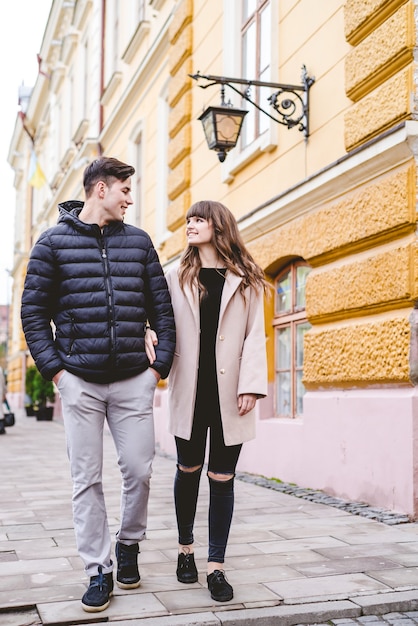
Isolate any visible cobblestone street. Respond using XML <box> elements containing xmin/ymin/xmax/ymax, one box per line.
<box><xmin>2</xmin><ymin>413</ymin><xmax>418</xmax><ymax>626</ymax></box>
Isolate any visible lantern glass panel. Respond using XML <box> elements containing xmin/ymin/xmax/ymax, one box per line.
<box><xmin>215</xmin><ymin>113</ymin><xmax>243</xmax><ymax>146</ymax></box>
<box><xmin>201</xmin><ymin>111</ymin><xmax>216</xmax><ymax>148</ymax></box>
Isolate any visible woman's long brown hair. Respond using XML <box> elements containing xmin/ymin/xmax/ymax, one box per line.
<box><xmin>178</xmin><ymin>200</ymin><xmax>268</xmax><ymax>298</ymax></box>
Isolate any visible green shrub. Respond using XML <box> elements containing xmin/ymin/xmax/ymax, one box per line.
<box><xmin>25</xmin><ymin>365</ymin><xmax>55</xmax><ymax>408</ymax></box>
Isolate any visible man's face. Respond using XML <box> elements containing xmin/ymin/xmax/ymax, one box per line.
<box><xmin>101</xmin><ymin>177</ymin><xmax>133</xmax><ymax>224</ymax></box>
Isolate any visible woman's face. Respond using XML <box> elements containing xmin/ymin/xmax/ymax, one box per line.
<box><xmin>186</xmin><ymin>215</ymin><xmax>214</xmax><ymax>247</ymax></box>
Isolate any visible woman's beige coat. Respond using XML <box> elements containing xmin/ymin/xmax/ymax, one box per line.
<box><xmin>166</xmin><ymin>268</ymin><xmax>267</xmax><ymax>446</ymax></box>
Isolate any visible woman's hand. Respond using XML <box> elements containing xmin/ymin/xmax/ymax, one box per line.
<box><xmin>237</xmin><ymin>393</ymin><xmax>257</xmax><ymax>416</ymax></box>
<box><xmin>145</xmin><ymin>328</ymin><xmax>158</xmax><ymax>364</ymax></box>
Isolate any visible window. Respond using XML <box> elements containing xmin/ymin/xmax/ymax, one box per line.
<box><xmin>222</xmin><ymin>0</ymin><xmax>277</xmax><ymax>179</ymax></box>
<box><xmin>274</xmin><ymin>261</ymin><xmax>311</xmax><ymax>418</ymax></box>
<box><xmin>241</xmin><ymin>0</ymin><xmax>271</xmax><ymax>148</ymax></box>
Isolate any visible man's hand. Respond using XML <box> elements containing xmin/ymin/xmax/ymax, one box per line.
<box><xmin>145</xmin><ymin>328</ymin><xmax>158</xmax><ymax>364</ymax></box>
<box><xmin>52</xmin><ymin>370</ymin><xmax>65</xmax><ymax>385</ymax></box>
<box><xmin>149</xmin><ymin>367</ymin><xmax>161</xmax><ymax>382</ymax></box>
<box><xmin>237</xmin><ymin>393</ymin><xmax>257</xmax><ymax>416</ymax></box>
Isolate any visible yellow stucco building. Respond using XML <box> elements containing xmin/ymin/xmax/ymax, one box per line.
<box><xmin>7</xmin><ymin>0</ymin><xmax>418</xmax><ymax>517</ymax></box>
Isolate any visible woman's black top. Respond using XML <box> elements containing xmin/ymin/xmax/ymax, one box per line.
<box><xmin>194</xmin><ymin>268</ymin><xmax>226</xmax><ymax>423</ymax></box>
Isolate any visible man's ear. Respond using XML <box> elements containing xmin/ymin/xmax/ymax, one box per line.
<box><xmin>96</xmin><ymin>180</ymin><xmax>106</xmax><ymax>198</ymax></box>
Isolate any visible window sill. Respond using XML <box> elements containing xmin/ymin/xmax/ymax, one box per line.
<box><xmin>221</xmin><ymin>130</ymin><xmax>277</xmax><ymax>184</ymax></box>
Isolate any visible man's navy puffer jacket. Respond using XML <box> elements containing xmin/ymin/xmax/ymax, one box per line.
<box><xmin>21</xmin><ymin>201</ymin><xmax>175</xmax><ymax>383</ymax></box>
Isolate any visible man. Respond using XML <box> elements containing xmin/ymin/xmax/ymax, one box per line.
<box><xmin>21</xmin><ymin>157</ymin><xmax>175</xmax><ymax>612</ymax></box>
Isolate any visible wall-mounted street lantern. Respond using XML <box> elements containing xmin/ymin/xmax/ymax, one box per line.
<box><xmin>190</xmin><ymin>65</ymin><xmax>315</xmax><ymax>162</ymax></box>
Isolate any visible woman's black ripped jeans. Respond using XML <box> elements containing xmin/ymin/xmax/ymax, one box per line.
<box><xmin>174</xmin><ymin>413</ymin><xmax>242</xmax><ymax>563</ymax></box>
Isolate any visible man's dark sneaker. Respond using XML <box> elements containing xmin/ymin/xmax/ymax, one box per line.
<box><xmin>81</xmin><ymin>566</ymin><xmax>113</xmax><ymax>612</ymax></box>
<box><xmin>115</xmin><ymin>541</ymin><xmax>140</xmax><ymax>589</ymax></box>
<box><xmin>207</xmin><ymin>569</ymin><xmax>233</xmax><ymax>602</ymax></box>
<box><xmin>176</xmin><ymin>550</ymin><xmax>198</xmax><ymax>583</ymax></box>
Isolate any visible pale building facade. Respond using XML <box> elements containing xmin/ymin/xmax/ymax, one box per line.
<box><xmin>7</xmin><ymin>0</ymin><xmax>418</xmax><ymax>517</ymax></box>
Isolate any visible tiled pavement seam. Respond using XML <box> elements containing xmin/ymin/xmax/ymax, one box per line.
<box><xmin>2</xmin><ymin>413</ymin><xmax>418</xmax><ymax>626</ymax></box>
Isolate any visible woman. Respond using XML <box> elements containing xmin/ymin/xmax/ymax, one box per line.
<box><xmin>147</xmin><ymin>200</ymin><xmax>268</xmax><ymax>602</ymax></box>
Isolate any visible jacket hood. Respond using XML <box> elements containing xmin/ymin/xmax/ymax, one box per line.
<box><xmin>58</xmin><ymin>200</ymin><xmax>84</xmax><ymax>216</ymax></box>
<box><xmin>56</xmin><ymin>200</ymin><xmax>123</xmax><ymax>235</ymax></box>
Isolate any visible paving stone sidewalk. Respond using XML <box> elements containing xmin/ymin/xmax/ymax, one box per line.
<box><xmin>1</xmin><ymin>412</ymin><xmax>418</xmax><ymax>626</ymax></box>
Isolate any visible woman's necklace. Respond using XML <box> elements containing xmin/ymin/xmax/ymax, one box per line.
<box><xmin>201</xmin><ymin>256</ymin><xmax>227</xmax><ymax>279</ymax></box>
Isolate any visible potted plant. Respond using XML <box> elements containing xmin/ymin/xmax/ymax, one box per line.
<box><xmin>25</xmin><ymin>365</ymin><xmax>37</xmax><ymax>416</ymax></box>
<box><xmin>26</xmin><ymin>365</ymin><xmax>56</xmax><ymax>420</ymax></box>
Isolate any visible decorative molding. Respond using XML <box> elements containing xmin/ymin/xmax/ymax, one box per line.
<box><xmin>150</xmin><ymin>0</ymin><xmax>166</xmax><ymax>11</ymax></box>
<box><xmin>50</xmin><ymin>64</ymin><xmax>66</xmax><ymax>94</ymax></box>
<box><xmin>72</xmin><ymin>119</ymin><xmax>89</xmax><ymax>145</ymax></box>
<box><xmin>50</xmin><ymin>169</ymin><xmax>64</xmax><ymax>190</ymax></box>
<box><xmin>73</xmin><ymin>0</ymin><xmax>93</xmax><ymax>31</ymax></box>
<box><xmin>122</xmin><ymin>21</ymin><xmax>151</xmax><ymax>64</ymax></box>
<box><xmin>101</xmin><ymin>71</ymin><xmax>123</xmax><ymax>106</ymax></box>
<box><xmin>62</xmin><ymin>30</ymin><xmax>80</xmax><ymax>65</ymax></box>
<box><xmin>59</xmin><ymin>146</ymin><xmax>76</xmax><ymax>170</ymax></box>
<box><xmin>14</xmin><ymin>169</ymin><xmax>23</xmax><ymax>188</ymax></box>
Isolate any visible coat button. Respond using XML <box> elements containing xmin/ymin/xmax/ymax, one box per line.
<box><xmin>219</xmin><ymin>335</ymin><xmax>224</xmax><ymax>340</ymax></box>
<box><xmin>220</xmin><ymin>368</ymin><xmax>225</xmax><ymax>374</ymax></box>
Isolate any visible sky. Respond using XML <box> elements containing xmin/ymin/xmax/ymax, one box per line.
<box><xmin>0</xmin><ymin>0</ymin><xmax>53</xmax><ymax>305</ymax></box>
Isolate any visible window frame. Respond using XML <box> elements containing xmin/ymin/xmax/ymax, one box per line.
<box><xmin>273</xmin><ymin>261</ymin><xmax>311</xmax><ymax>419</ymax></box>
<box><xmin>240</xmin><ymin>0</ymin><xmax>271</xmax><ymax>146</ymax></box>
<box><xmin>221</xmin><ymin>0</ymin><xmax>278</xmax><ymax>183</ymax></box>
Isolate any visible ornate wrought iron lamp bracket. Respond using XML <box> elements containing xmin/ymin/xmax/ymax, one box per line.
<box><xmin>190</xmin><ymin>65</ymin><xmax>315</xmax><ymax>139</ymax></box>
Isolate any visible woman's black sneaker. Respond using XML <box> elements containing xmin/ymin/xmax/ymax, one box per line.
<box><xmin>176</xmin><ymin>551</ymin><xmax>198</xmax><ymax>583</ymax></box>
<box><xmin>115</xmin><ymin>541</ymin><xmax>140</xmax><ymax>589</ymax></box>
<box><xmin>81</xmin><ymin>566</ymin><xmax>113</xmax><ymax>612</ymax></box>
<box><xmin>207</xmin><ymin>569</ymin><xmax>233</xmax><ymax>602</ymax></box>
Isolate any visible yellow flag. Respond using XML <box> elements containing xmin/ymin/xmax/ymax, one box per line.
<box><xmin>28</xmin><ymin>150</ymin><xmax>46</xmax><ymax>189</ymax></box>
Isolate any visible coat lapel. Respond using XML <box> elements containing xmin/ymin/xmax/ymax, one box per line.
<box><xmin>182</xmin><ymin>271</ymin><xmax>242</xmax><ymax>326</ymax></box>
<box><xmin>184</xmin><ymin>282</ymin><xmax>200</xmax><ymax>329</ymax></box>
<box><xmin>220</xmin><ymin>272</ymin><xmax>242</xmax><ymax>321</ymax></box>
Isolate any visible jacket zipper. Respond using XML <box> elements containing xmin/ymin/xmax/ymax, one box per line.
<box><xmin>67</xmin><ymin>314</ymin><xmax>75</xmax><ymax>356</ymax></box>
<box><xmin>100</xmin><ymin>232</ymin><xmax>116</xmax><ymax>364</ymax></box>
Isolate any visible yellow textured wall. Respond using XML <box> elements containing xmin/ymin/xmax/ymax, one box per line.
<box><xmin>304</xmin><ymin>316</ymin><xmax>410</xmax><ymax>386</ymax></box>
<box><xmin>166</xmin><ymin>190</ymin><xmax>191</xmax><ymax>233</ymax></box>
<box><xmin>168</xmin><ymin>0</ymin><xmax>192</xmax><ymax>44</ymax></box>
<box><xmin>344</xmin><ymin>0</ymin><xmax>408</xmax><ymax>44</ymax></box>
<box><xmin>306</xmin><ymin>245</ymin><xmax>415</xmax><ymax>321</ymax></box>
<box><xmin>167</xmin><ymin>157</ymin><xmax>191</xmax><ymax>201</ymax></box>
<box><xmin>344</xmin><ymin>68</ymin><xmax>411</xmax><ymax>150</ymax></box>
<box><xmin>167</xmin><ymin>0</ymin><xmax>193</xmax><ymax>228</ymax></box>
<box><xmin>160</xmin><ymin>226</ymin><xmax>187</xmax><ymax>262</ymax></box>
<box><xmin>168</xmin><ymin>125</ymin><xmax>191</xmax><ymax>170</ymax></box>
<box><xmin>252</xmin><ymin>166</ymin><xmax>415</xmax><ymax>272</ymax></box>
<box><xmin>344</xmin><ymin>1</ymin><xmax>414</xmax><ymax>150</ymax></box>
<box><xmin>249</xmin><ymin>161</ymin><xmax>416</xmax><ymax>388</ymax></box>
<box><xmin>168</xmin><ymin>58</ymin><xmax>192</xmax><ymax>108</ymax></box>
<box><xmin>168</xmin><ymin>24</ymin><xmax>193</xmax><ymax>76</ymax></box>
<box><xmin>163</xmin><ymin>0</ymin><xmax>416</xmax><ymax>392</ymax></box>
<box><xmin>345</xmin><ymin>3</ymin><xmax>413</xmax><ymax>100</ymax></box>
